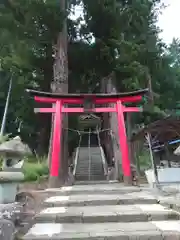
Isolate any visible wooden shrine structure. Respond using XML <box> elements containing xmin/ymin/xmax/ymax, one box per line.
<box><xmin>26</xmin><ymin>88</ymin><xmax>149</xmax><ymax>185</ymax></box>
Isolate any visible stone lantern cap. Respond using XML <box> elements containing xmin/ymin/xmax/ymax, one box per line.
<box><xmin>0</xmin><ymin>136</ymin><xmax>31</xmax><ymax>157</ymax></box>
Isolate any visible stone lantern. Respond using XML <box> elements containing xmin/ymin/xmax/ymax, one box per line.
<box><xmin>0</xmin><ymin>136</ymin><xmax>31</xmax><ymax>203</ymax></box>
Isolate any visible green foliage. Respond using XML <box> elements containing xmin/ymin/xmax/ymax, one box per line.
<box><xmin>137</xmin><ymin>150</ymin><xmax>152</xmax><ymax>171</ymax></box>
<box><xmin>23</xmin><ymin>160</ymin><xmax>49</xmax><ymax>182</ymax></box>
<box><xmin>1</xmin><ymin>0</ymin><xmax>180</xmax><ymax>157</ymax></box>
<box><xmin>0</xmin><ymin>134</ymin><xmax>11</xmax><ymax>144</ymax></box>
<box><xmin>0</xmin><ymin>0</ymin><xmax>64</xmax><ymax>153</ymax></box>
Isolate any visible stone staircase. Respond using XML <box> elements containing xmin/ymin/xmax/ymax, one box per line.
<box><xmin>75</xmin><ymin>147</ymin><xmax>105</xmax><ymax>181</ymax></box>
<box><xmin>23</xmin><ymin>181</ymin><xmax>180</xmax><ymax>239</ymax></box>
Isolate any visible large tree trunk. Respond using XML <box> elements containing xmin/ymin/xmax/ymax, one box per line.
<box><xmin>49</xmin><ymin>0</ymin><xmax>68</xmax><ymax>188</ymax></box>
<box><xmin>37</xmin><ymin>55</ymin><xmax>53</xmax><ymax>156</ymax></box>
<box><xmin>100</xmin><ymin>75</ymin><xmax>113</xmax><ymax>166</ymax></box>
<box><xmin>101</xmin><ymin>73</ymin><xmax>122</xmax><ymax>181</ymax></box>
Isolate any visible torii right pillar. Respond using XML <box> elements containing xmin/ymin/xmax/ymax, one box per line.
<box><xmin>116</xmin><ymin>100</ymin><xmax>133</xmax><ymax>185</ymax></box>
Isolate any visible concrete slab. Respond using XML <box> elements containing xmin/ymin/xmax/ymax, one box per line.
<box><xmin>44</xmin><ymin>183</ymin><xmax>144</xmax><ymax>195</ymax></box>
<box><xmin>44</xmin><ymin>192</ymin><xmax>157</xmax><ymax>207</ymax></box>
<box><xmin>35</xmin><ymin>204</ymin><xmax>179</xmax><ymax>223</ymax></box>
<box><xmin>153</xmin><ymin>220</ymin><xmax>180</xmax><ymax>232</ymax></box>
<box><xmin>23</xmin><ymin>221</ymin><xmax>180</xmax><ymax>240</ymax></box>
<box><xmin>75</xmin><ymin>180</ymin><xmax>118</xmax><ymax>185</ymax></box>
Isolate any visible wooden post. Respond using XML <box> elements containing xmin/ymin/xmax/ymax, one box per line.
<box><xmin>116</xmin><ymin>100</ymin><xmax>132</xmax><ymax>184</ymax></box>
<box><xmin>50</xmin><ymin>101</ymin><xmax>62</xmax><ymax>177</ymax></box>
<box><xmin>49</xmin><ymin>0</ymin><xmax>68</xmax><ymax>187</ymax></box>
<box><xmin>164</xmin><ymin>143</ymin><xmax>171</xmax><ymax>168</ymax></box>
<box><xmin>146</xmin><ymin>132</ymin><xmax>159</xmax><ymax>185</ymax></box>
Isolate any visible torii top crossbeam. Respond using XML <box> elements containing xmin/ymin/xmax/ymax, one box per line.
<box><xmin>26</xmin><ymin>88</ymin><xmax>149</xmax><ymax>186</ymax></box>
<box><xmin>26</xmin><ymin>88</ymin><xmax>148</xmax><ymax>103</ymax></box>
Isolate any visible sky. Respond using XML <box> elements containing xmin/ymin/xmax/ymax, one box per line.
<box><xmin>158</xmin><ymin>0</ymin><xmax>180</xmax><ymax>44</ymax></box>
<box><xmin>72</xmin><ymin>0</ymin><xmax>179</xmax><ymax>44</ymax></box>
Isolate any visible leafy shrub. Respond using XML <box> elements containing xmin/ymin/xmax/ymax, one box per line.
<box><xmin>0</xmin><ymin>134</ymin><xmax>11</xmax><ymax>144</ymax></box>
<box><xmin>23</xmin><ymin>158</ymin><xmax>49</xmax><ymax>182</ymax></box>
<box><xmin>24</xmin><ymin>155</ymin><xmax>47</xmax><ymax>163</ymax></box>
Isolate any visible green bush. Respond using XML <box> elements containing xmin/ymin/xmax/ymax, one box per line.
<box><xmin>24</xmin><ymin>155</ymin><xmax>47</xmax><ymax>163</ymax></box>
<box><xmin>23</xmin><ymin>161</ymin><xmax>49</xmax><ymax>182</ymax></box>
<box><xmin>0</xmin><ymin>134</ymin><xmax>11</xmax><ymax>144</ymax></box>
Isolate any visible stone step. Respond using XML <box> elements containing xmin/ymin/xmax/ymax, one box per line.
<box><xmin>75</xmin><ymin>175</ymin><xmax>105</xmax><ymax>178</ymax></box>
<box><xmin>43</xmin><ymin>192</ymin><xmax>158</xmax><ymax>207</ymax></box>
<box><xmin>77</xmin><ymin>162</ymin><xmax>102</xmax><ymax>165</ymax></box>
<box><xmin>77</xmin><ymin>159</ymin><xmax>102</xmax><ymax>161</ymax></box>
<box><xmin>75</xmin><ymin>169</ymin><xmax>104</xmax><ymax>172</ymax></box>
<box><xmin>23</xmin><ymin>221</ymin><xmax>180</xmax><ymax>239</ymax></box>
<box><xmin>76</xmin><ymin>168</ymin><xmax>103</xmax><ymax>171</ymax></box>
<box><xmin>35</xmin><ymin>204</ymin><xmax>179</xmax><ymax>224</ymax></box>
<box><xmin>78</xmin><ymin>154</ymin><xmax>102</xmax><ymax>157</ymax></box>
<box><xmin>75</xmin><ymin>176</ymin><xmax>105</xmax><ymax>181</ymax></box>
<box><xmin>44</xmin><ymin>184</ymin><xmax>143</xmax><ymax>195</ymax></box>
<box><xmin>75</xmin><ymin>180</ymin><xmax>117</xmax><ymax>185</ymax></box>
<box><xmin>75</xmin><ymin>171</ymin><xmax>104</xmax><ymax>174</ymax></box>
<box><xmin>78</xmin><ymin>154</ymin><xmax>101</xmax><ymax>157</ymax></box>
<box><xmin>75</xmin><ymin>172</ymin><xmax>104</xmax><ymax>176</ymax></box>
<box><xmin>75</xmin><ymin>176</ymin><xmax>105</xmax><ymax>179</ymax></box>
<box><xmin>76</xmin><ymin>165</ymin><xmax>104</xmax><ymax>169</ymax></box>
<box><xmin>76</xmin><ymin>167</ymin><xmax>103</xmax><ymax>170</ymax></box>
<box><xmin>79</xmin><ymin>150</ymin><xmax>101</xmax><ymax>152</ymax></box>
<box><xmin>76</xmin><ymin>167</ymin><xmax>104</xmax><ymax>170</ymax></box>
<box><xmin>75</xmin><ymin>172</ymin><xmax>104</xmax><ymax>175</ymax></box>
<box><xmin>76</xmin><ymin>162</ymin><xmax>103</xmax><ymax>164</ymax></box>
<box><xmin>76</xmin><ymin>164</ymin><xmax>103</xmax><ymax>166</ymax></box>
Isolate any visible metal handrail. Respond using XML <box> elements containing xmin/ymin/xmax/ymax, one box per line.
<box><xmin>88</xmin><ymin>129</ymin><xmax>91</xmax><ymax>181</ymax></box>
<box><xmin>73</xmin><ymin>133</ymin><xmax>82</xmax><ymax>176</ymax></box>
<box><xmin>96</xmin><ymin>127</ymin><xmax>108</xmax><ymax>176</ymax></box>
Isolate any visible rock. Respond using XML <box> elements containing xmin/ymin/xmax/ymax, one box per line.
<box><xmin>0</xmin><ymin>218</ymin><xmax>15</xmax><ymax>240</ymax></box>
<box><xmin>0</xmin><ymin>203</ymin><xmax>24</xmax><ymax>225</ymax></box>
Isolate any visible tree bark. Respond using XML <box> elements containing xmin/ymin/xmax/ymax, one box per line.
<box><xmin>100</xmin><ymin>75</ymin><xmax>113</xmax><ymax>166</ymax></box>
<box><xmin>37</xmin><ymin>55</ymin><xmax>53</xmax><ymax>156</ymax></box>
<box><xmin>101</xmin><ymin>73</ymin><xmax>122</xmax><ymax>181</ymax></box>
<box><xmin>49</xmin><ymin>0</ymin><xmax>68</xmax><ymax>188</ymax></box>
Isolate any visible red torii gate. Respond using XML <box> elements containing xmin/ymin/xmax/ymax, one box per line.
<box><xmin>26</xmin><ymin>88</ymin><xmax>148</xmax><ymax>184</ymax></box>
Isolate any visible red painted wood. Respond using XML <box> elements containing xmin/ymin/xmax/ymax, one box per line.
<box><xmin>34</xmin><ymin>108</ymin><xmax>55</xmax><ymax>113</ymax></box>
<box><xmin>116</xmin><ymin>100</ymin><xmax>131</xmax><ymax>177</ymax></box>
<box><xmin>95</xmin><ymin>96</ymin><xmax>142</xmax><ymax>104</ymax></box>
<box><xmin>34</xmin><ymin>106</ymin><xmax>142</xmax><ymax>114</ymax></box>
<box><xmin>50</xmin><ymin>100</ymin><xmax>62</xmax><ymax>177</ymax></box>
<box><xmin>123</xmin><ymin>106</ymin><xmax>143</xmax><ymax>112</ymax></box>
<box><xmin>34</xmin><ymin>95</ymin><xmax>142</xmax><ymax>104</ymax></box>
<box><xmin>34</xmin><ymin>94</ymin><xmax>144</xmax><ymax>181</ymax></box>
<box><xmin>62</xmin><ymin>107</ymin><xmax>116</xmax><ymax>113</ymax></box>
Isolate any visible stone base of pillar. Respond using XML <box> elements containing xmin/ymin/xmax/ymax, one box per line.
<box><xmin>123</xmin><ymin>176</ymin><xmax>132</xmax><ymax>186</ymax></box>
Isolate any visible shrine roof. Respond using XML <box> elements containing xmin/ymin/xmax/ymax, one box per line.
<box><xmin>26</xmin><ymin>88</ymin><xmax>149</xmax><ymax>99</ymax></box>
<box><xmin>131</xmin><ymin>116</ymin><xmax>180</xmax><ymax>144</ymax></box>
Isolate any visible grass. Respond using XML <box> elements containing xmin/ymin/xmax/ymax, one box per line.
<box><xmin>22</xmin><ymin>157</ymin><xmax>49</xmax><ymax>182</ymax></box>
